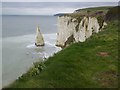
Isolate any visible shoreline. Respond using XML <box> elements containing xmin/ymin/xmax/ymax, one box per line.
<box><xmin>2</xmin><ymin>33</ymin><xmax>61</xmax><ymax>87</ymax></box>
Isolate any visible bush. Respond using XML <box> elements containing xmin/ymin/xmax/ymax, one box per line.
<box><xmin>27</xmin><ymin>62</ymin><xmax>46</xmax><ymax>76</ymax></box>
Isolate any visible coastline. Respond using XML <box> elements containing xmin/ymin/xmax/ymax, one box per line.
<box><xmin>2</xmin><ymin>5</ymin><xmax>119</xmax><ymax>88</ymax></box>
<box><xmin>2</xmin><ymin>33</ymin><xmax>61</xmax><ymax>87</ymax></box>
<box><xmin>7</xmin><ymin>20</ymin><xmax>118</xmax><ymax>88</ymax></box>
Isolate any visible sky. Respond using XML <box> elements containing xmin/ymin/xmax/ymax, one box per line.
<box><xmin>2</xmin><ymin>2</ymin><xmax>119</xmax><ymax>15</ymax></box>
<box><xmin>1</xmin><ymin>0</ymin><xmax>119</xmax><ymax>2</ymax></box>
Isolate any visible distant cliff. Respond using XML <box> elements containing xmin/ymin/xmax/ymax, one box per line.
<box><xmin>56</xmin><ymin>7</ymin><xmax>112</xmax><ymax>48</ymax></box>
<box><xmin>54</xmin><ymin>13</ymin><xmax>69</xmax><ymax>16</ymax></box>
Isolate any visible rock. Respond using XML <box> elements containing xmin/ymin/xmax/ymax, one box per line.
<box><xmin>102</xmin><ymin>22</ymin><xmax>107</xmax><ymax>29</ymax></box>
<box><xmin>56</xmin><ymin>16</ymin><xmax>107</xmax><ymax>48</ymax></box>
<box><xmin>56</xmin><ymin>16</ymin><xmax>78</xmax><ymax>47</ymax></box>
<box><xmin>35</xmin><ymin>25</ymin><xmax>44</xmax><ymax>46</ymax></box>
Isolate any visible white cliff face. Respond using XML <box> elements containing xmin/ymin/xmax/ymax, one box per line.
<box><xmin>56</xmin><ymin>16</ymin><xmax>107</xmax><ymax>47</ymax></box>
<box><xmin>102</xmin><ymin>22</ymin><xmax>107</xmax><ymax>29</ymax></box>
<box><xmin>56</xmin><ymin>16</ymin><xmax>78</xmax><ymax>47</ymax></box>
<box><xmin>35</xmin><ymin>26</ymin><xmax>44</xmax><ymax>46</ymax></box>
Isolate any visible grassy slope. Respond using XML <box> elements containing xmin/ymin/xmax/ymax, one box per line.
<box><xmin>62</xmin><ymin>6</ymin><xmax>112</xmax><ymax>17</ymax></box>
<box><xmin>75</xmin><ymin>6</ymin><xmax>113</xmax><ymax>12</ymax></box>
<box><xmin>8</xmin><ymin>20</ymin><xmax>118</xmax><ymax>88</ymax></box>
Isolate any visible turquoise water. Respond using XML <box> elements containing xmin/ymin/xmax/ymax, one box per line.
<box><xmin>2</xmin><ymin>15</ymin><xmax>61</xmax><ymax>87</ymax></box>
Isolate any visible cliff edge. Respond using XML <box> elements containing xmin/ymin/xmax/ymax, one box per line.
<box><xmin>56</xmin><ymin>7</ymin><xmax>111</xmax><ymax>48</ymax></box>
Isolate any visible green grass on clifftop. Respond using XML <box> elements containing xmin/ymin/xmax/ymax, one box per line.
<box><xmin>6</xmin><ymin>20</ymin><xmax>119</xmax><ymax>88</ymax></box>
<box><xmin>62</xmin><ymin>6</ymin><xmax>113</xmax><ymax>18</ymax></box>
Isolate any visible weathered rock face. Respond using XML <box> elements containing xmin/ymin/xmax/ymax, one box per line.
<box><xmin>35</xmin><ymin>26</ymin><xmax>44</xmax><ymax>46</ymax></box>
<box><xmin>56</xmin><ymin>16</ymin><xmax>107</xmax><ymax>48</ymax></box>
<box><xmin>56</xmin><ymin>16</ymin><xmax>77</xmax><ymax>47</ymax></box>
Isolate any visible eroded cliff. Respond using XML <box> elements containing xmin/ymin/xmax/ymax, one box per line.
<box><xmin>56</xmin><ymin>11</ymin><xmax>107</xmax><ymax>48</ymax></box>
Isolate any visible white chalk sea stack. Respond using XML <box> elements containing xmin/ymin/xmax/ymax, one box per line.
<box><xmin>56</xmin><ymin>16</ymin><xmax>107</xmax><ymax>48</ymax></box>
<box><xmin>35</xmin><ymin>25</ymin><xmax>44</xmax><ymax>46</ymax></box>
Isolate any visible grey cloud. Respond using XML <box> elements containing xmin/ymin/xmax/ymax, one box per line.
<box><xmin>2</xmin><ymin>2</ymin><xmax>118</xmax><ymax>15</ymax></box>
<box><xmin>3</xmin><ymin>2</ymin><xmax>117</xmax><ymax>8</ymax></box>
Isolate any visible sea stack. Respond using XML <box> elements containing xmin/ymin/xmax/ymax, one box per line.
<box><xmin>35</xmin><ymin>25</ymin><xmax>44</xmax><ymax>46</ymax></box>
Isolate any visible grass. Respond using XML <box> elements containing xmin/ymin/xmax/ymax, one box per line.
<box><xmin>6</xmin><ymin>20</ymin><xmax>119</xmax><ymax>88</ymax></box>
<box><xmin>61</xmin><ymin>6</ymin><xmax>113</xmax><ymax>17</ymax></box>
<box><xmin>75</xmin><ymin>6</ymin><xmax>113</xmax><ymax>12</ymax></box>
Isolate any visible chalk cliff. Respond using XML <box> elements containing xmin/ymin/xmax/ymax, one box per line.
<box><xmin>35</xmin><ymin>25</ymin><xmax>44</xmax><ymax>46</ymax></box>
<box><xmin>56</xmin><ymin>16</ymin><xmax>107</xmax><ymax>48</ymax></box>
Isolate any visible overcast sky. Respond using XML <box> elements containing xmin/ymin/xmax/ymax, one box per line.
<box><xmin>2</xmin><ymin>2</ymin><xmax>118</xmax><ymax>15</ymax></box>
<box><xmin>2</xmin><ymin>0</ymin><xmax>119</xmax><ymax>2</ymax></box>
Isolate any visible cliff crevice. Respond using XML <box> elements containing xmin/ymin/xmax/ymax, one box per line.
<box><xmin>56</xmin><ymin>16</ymin><xmax>107</xmax><ymax>48</ymax></box>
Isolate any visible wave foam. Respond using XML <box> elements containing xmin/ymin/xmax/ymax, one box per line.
<box><xmin>26</xmin><ymin>43</ymin><xmax>36</xmax><ymax>48</ymax></box>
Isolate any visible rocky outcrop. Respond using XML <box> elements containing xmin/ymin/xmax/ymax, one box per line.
<box><xmin>56</xmin><ymin>16</ymin><xmax>107</xmax><ymax>48</ymax></box>
<box><xmin>35</xmin><ymin>25</ymin><xmax>44</xmax><ymax>46</ymax></box>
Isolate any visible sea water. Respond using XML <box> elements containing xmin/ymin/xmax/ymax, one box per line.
<box><xmin>2</xmin><ymin>15</ymin><xmax>61</xmax><ymax>87</ymax></box>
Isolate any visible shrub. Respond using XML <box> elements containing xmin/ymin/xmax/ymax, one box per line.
<box><xmin>27</xmin><ymin>62</ymin><xmax>46</xmax><ymax>76</ymax></box>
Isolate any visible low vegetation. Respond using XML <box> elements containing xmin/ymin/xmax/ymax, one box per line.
<box><xmin>105</xmin><ymin>6</ymin><xmax>120</xmax><ymax>21</ymax></box>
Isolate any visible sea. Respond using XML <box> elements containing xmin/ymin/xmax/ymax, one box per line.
<box><xmin>2</xmin><ymin>15</ymin><xmax>61</xmax><ymax>87</ymax></box>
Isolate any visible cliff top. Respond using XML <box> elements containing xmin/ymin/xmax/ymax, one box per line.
<box><xmin>61</xmin><ymin>7</ymin><xmax>117</xmax><ymax>21</ymax></box>
<box><xmin>74</xmin><ymin>6</ymin><xmax>113</xmax><ymax>13</ymax></box>
<box><xmin>60</xmin><ymin>6</ymin><xmax>114</xmax><ymax>18</ymax></box>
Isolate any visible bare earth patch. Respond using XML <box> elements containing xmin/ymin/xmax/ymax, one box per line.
<box><xmin>97</xmin><ymin>52</ymin><xmax>110</xmax><ymax>57</ymax></box>
<box><xmin>94</xmin><ymin>71</ymin><xmax>118</xmax><ymax>88</ymax></box>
